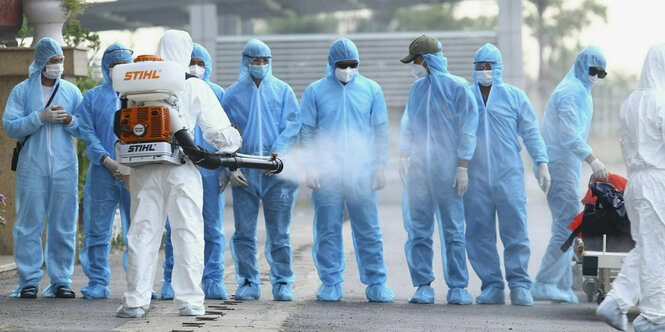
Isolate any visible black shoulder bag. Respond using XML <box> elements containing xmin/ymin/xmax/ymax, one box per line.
<box><xmin>10</xmin><ymin>83</ymin><xmax>60</xmax><ymax>171</ymax></box>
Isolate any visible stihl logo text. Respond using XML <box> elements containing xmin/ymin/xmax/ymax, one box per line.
<box><xmin>128</xmin><ymin>144</ymin><xmax>157</xmax><ymax>152</ymax></box>
<box><xmin>124</xmin><ymin>70</ymin><xmax>161</xmax><ymax>80</ymax></box>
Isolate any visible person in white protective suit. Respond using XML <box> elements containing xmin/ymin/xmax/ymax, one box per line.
<box><xmin>596</xmin><ymin>44</ymin><xmax>665</xmax><ymax>332</ymax></box>
<box><xmin>116</xmin><ymin>30</ymin><xmax>242</xmax><ymax>318</ymax></box>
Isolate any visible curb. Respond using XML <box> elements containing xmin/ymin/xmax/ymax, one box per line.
<box><xmin>0</xmin><ymin>262</ymin><xmax>17</xmax><ymax>280</ymax></box>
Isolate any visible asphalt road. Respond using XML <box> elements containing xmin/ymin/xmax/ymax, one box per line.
<box><xmin>0</xmin><ymin>158</ymin><xmax>630</xmax><ymax>331</ymax></box>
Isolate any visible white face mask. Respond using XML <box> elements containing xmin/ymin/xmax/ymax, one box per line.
<box><xmin>43</xmin><ymin>63</ymin><xmax>63</xmax><ymax>80</ymax></box>
<box><xmin>475</xmin><ymin>70</ymin><xmax>493</xmax><ymax>86</ymax></box>
<box><xmin>335</xmin><ymin>67</ymin><xmax>357</xmax><ymax>83</ymax></box>
<box><xmin>411</xmin><ymin>63</ymin><xmax>428</xmax><ymax>79</ymax></box>
<box><xmin>588</xmin><ymin>74</ymin><xmax>600</xmax><ymax>87</ymax></box>
<box><xmin>189</xmin><ymin>65</ymin><xmax>205</xmax><ymax>78</ymax></box>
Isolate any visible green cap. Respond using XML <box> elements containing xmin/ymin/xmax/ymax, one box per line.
<box><xmin>400</xmin><ymin>35</ymin><xmax>441</xmax><ymax>63</ymax></box>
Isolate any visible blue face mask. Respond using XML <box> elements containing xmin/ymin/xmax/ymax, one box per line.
<box><xmin>249</xmin><ymin>64</ymin><xmax>269</xmax><ymax>79</ymax></box>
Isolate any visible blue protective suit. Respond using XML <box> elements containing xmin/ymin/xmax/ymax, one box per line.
<box><xmin>162</xmin><ymin>43</ymin><xmax>229</xmax><ymax>299</ymax></box>
<box><xmin>221</xmin><ymin>39</ymin><xmax>301</xmax><ymax>298</ymax></box>
<box><xmin>533</xmin><ymin>45</ymin><xmax>606</xmax><ymax>302</ymax></box>
<box><xmin>77</xmin><ymin>43</ymin><xmax>133</xmax><ymax>299</ymax></box>
<box><xmin>463</xmin><ymin>44</ymin><xmax>548</xmax><ymax>296</ymax></box>
<box><xmin>300</xmin><ymin>38</ymin><xmax>391</xmax><ymax>294</ymax></box>
<box><xmin>2</xmin><ymin>38</ymin><xmax>83</xmax><ymax>297</ymax></box>
<box><xmin>401</xmin><ymin>45</ymin><xmax>478</xmax><ymax>301</ymax></box>
<box><xmin>400</xmin><ymin>110</ymin><xmax>448</xmax><ymax>303</ymax></box>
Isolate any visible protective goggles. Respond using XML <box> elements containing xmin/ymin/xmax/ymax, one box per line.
<box><xmin>244</xmin><ymin>55</ymin><xmax>272</xmax><ymax>59</ymax></box>
<box><xmin>104</xmin><ymin>48</ymin><xmax>134</xmax><ymax>59</ymax></box>
<box><xmin>474</xmin><ymin>62</ymin><xmax>495</xmax><ymax>70</ymax></box>
<box><xmin>335</xmin><ymin>62</ymin><xmax>358</xmax><ymax>69</ymax></box>
<box><xmin>589</xmin><ymin>67</ymin><xmax>607</xmax><ymax>79</ymax></box>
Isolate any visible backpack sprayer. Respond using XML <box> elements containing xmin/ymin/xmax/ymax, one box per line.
<box><xmin>111</xmin><ymin>55</ymin><xmax>283</xmax><ymax>173</ymax></box>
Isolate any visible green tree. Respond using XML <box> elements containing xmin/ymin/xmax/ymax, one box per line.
<box><xmin>355</xmin><ymin>2</ymin><xmax>496</xmax><ymax>32</ymax></box>
<box><xmin>524</xmin><ymin>0</ymin><xmax>608</xmax><ymax>98</ymax></box>
<box><xmin>58</xmin><ymin>0</ymin><xmax>101</xmax><ymax>199</ymax></box>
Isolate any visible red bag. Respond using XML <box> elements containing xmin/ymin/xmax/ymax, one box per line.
<box><xmin>568</xmin><ymin>173</ymin><xmax>627</xmax><ymax>230</ymax></box>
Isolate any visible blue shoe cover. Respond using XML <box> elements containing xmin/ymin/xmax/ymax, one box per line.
<box><xmin>116</xmin><ymin>305</ymin><xmax>147</xmax><ymax>318</ymax></box>
<box><xmin>447</xmin><ymin>288</ymin><xmax>473</xmax><ymax>305</ymax></box>
<box><xmin>510</xmin><ymin>287</ymin><xmax>533</xmax><ymax>306</ymax></box>
<box><xmin>203</xmin><ymin>279</ymin><xmax>229</xmax><ymax>300</ymax></box>
<box><xmin>596</xmin><ymin>297</ymin><xmax>627</xmax><ymax>331</ymax></box>
<box><xmin>317</xmin><ymin>284</ymin><xmax>343</xmax><ymax>302</ymax></box>
<box><xmin>633</xmin><ymin>315</ymin><xmax>665</xmax><ymax>332</ymax></box>
<box><xmin>476</xmin><ymin>287</ymin><xmax>505</xmax><ymax>304</ymax></box>
<box><xmin>179</xmin><ymin>305</ymin><xmax>205</xmax><ymax>316</ymax></box>
<box><xmin>408</xmin><ymin>285</ymin><xmax>434</xmax><ymax>304</ymax></box>
<box><xmin>161</xmin><ymin>280</ymin><xmax>174</xmax><ymax>300</ymax></box>
<box><xmin>554</xmin><ymin>288</ymin><xmax>578</xmax><ymax>304</ymax></box>
<box><xmin>531</xmin><ymin>282</ymin><xmax>569</xmax><ymax>302</ymax></box>
<box><xmin>272</xmin><ymin>283</ymin><xmax>294</xmax><ymax>301</ymax></box>
<box><xmin>366</xmin><ymin>283</ymin><xmax>394</xmax><ymax>303</ymax></box>
<box><xmin>151</xmin><ymin>291</ymin><xmax>157</xmax><ymax>299</ymax></box>
<box><xmin>235</xmin><ymin>281</ymin><xmax>261</xmax><ymax>300</ymax></box>
<box><xmin>81</xmin><ymin>284</ymin><xmax>110</xmax><ymax>299</ymax></box>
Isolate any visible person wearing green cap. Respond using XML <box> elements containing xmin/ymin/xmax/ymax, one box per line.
<box><xmin>400</xmin><ymin>35</ymin><xmax>478</xmax><ymax>305</ymax></box>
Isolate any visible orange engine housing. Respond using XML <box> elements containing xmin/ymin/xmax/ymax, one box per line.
<box><xmin>114</xmin><ymin>106</ymin><xmax>172</xmax><ymax>143</ymax></box>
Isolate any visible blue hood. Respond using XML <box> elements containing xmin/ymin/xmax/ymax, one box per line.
<box><xmin>101</xmin><ymin>43</ymin><xmax>133</xmax><ymax>86</ymax></box>
<box><xmin>192</xmin><ymin>43</ymin><xmax>214</xmax><ymax>82</ymax></box>
<box><xmin>239</xmin><ymin>39</ymin><xmax>273</xmax><ymax>82</ymax></box>
<box><xmin>472</xmin><ymin>43</ymin><xmax>503</xmax><ymax>85</ymax></box>
<box><xmin>420</xmin><ymin>39</ymin><xmax>448</xmax><ymax>76</ymax></box>
<box><xmin>566</xmin><ymin>45</ymin><xmax>606</xmax><ymax>90</ymax></box>
<box><xmin>326</xmin><ymin>38</ymin><xmax>359</xmax><ymax>78</ymax></box>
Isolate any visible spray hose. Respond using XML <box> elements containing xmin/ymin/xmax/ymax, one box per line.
<box><xmin>173</xmin><ymin>129</ymin><xmax>283</xmax><ymax>173</ymax></box>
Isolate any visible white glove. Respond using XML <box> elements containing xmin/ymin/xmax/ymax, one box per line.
<box><xmin>230</xmin><ymin>170</ymin><xmax>248</xmax><ymax>187</ymax></box>
<box><xmin>452</xmin><ymin>166</ymin><xmax>468</xmax><ymax>197</ymax></box>
<box><xmin>103</xmin><ymin>157</ymin><xmax>126</xmax><ymax>181</ymax></box>
<box><xmin>537</xmin><ymin>162</ymin><xmax>551</xmax><ymax>194</ymax></box>
<box><xmin>262</xmin><ymin>157</ymin><xmax>282</xmax><ymax>177</ymax></box>
<box><xmin>372</xmin><ymin>165</ymin><xmax>386</xmax><ymax>191</ymax></box>
<box><xmin>590</xmin><ymin>159</ymin><xmax>609</xmax><ymax>181</ymax></box>
<box><xmin>38</xmin><ymin>105</ymin><xmax>67</xmax><ymax>123</ymax></box>
<box><xmin>399</xmin><ymin>157</ymin><xmax>409</xmax><ymax>187</ymax></box>
<box><xmin>219</xmin><ymin>170</ymin><xmax>230</xmax><ymax>193</ymax></box>
<box><xmin>305</xmin><ymin>168</ymin><xmax>320</xmax><ymax>190</ymax></box>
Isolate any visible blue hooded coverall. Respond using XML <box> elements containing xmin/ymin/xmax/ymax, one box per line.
<box><xmin>162</xmin><ymin>43</ymin><xmax>229</xmax><ymax>300</ymax></box>
<box><xmin>533</xmin><ymin>45</ymin><xmax>606</xmax><ymax>303</ymax></box>
<box><xmin>400</xmin><ymin>110</ymin><xmax>447</xmax><ymax>304</ymax></box>
<box><xmin>300</xmin><ymin>38</ymin><xmax>392</xmax><ymax>302</ymax></box>
<box><xmin>221</xmin><ymin>39</ymin><xmax>301</xmax><ymax>300</ymax></box>
<box><xmin>77</xmin><ymin>43</ymin><xmax>133</xmax><ymax>299</ymax></box>
<box><xmin>2</xmin><ymin>38</ymin><xmax>82</xmax><ymax>297</ymax></box>
<box><xmin>402</xmin><ymin>44</ymin><xmax>478</xmax><ymax>305</ymax></box>
<box><xmin>464</xmin><ymin>43</ymin><xmax>548</xmax><ymax>304</ymax></box>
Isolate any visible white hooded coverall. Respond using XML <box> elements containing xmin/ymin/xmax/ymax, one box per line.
<box><xmin>122</xmin><ymin>30</ymin><xmax>241</xmax><ymax>312</ymax></box>
<box><xmin>607</xmin><ymin>43</ymin><xmax>665</xmax><ymax>325</ymax></box>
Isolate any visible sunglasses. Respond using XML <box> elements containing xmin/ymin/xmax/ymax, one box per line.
<box><xmin>589</xmin><ymin>67</ymin><xmax>607</xmax><ymax>79</ymax></box>
<box><xmin>335</xmin><ymin>62</ymin><xmax>358</xmax><ymax>69</ymax></box>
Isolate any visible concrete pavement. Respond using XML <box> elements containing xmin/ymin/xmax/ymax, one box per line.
<box><xmin>0</xmin><ymin>157</ymin><xmax>630</xmax><ymax>331</ymax></box>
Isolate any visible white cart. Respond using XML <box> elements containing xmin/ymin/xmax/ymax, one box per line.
<box><xmin>578</xmin><ymin>235</ymin><xmax>630</xmax><ymax>303</ymax></box>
